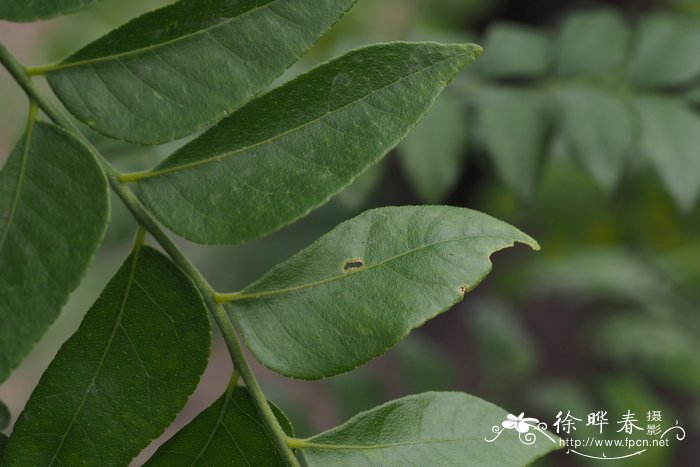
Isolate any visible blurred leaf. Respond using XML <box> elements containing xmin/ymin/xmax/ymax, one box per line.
<box><xmin>0</xmin><ymin>434</ymin><xmax>6</xmax><ymax>457</ymax></box>
<box><xmin>335</xmin><ymin>159</ymin><xmax>386</xmax><ymax>210</ymax></box>
<box><xmin>631</xmin><ymin>13</ymin><xmax>700</xmax><ymax>88</ymax></box>
<box><xmin>0</xmin><ymin>0</ymin><xmax>106</xmax><ymax>22</ymax></box>
<box><xmin>478</xmin><ymin>86</ymin><xmax>549</xmax><ymax>200</ymax></box>
<box><xmin>469</xmin><ymin>300</ymin><xmax>538</xmax><ymax>387</ymax></box>
<box><xmin>4</xmin><ymin>247</ymin><xmax>211</xmax><ymax>466</ymax></box>
<box><xmin>326</xmin><ymin>367</ymin><xmax>385</xmax><ymax>421</ymax></box>
<box><xmin>556</xmin><ymin>8</ymin><xmax>630</xmax><ymax>77</ymax></box>
<box><xmin>598</xmin><ymin>376</ymin><xmax>674</xmax><ymax>467</ymax></box>
<box><xmin>0</xmin><ymin>122</ymin><xmax>108</xmax><ymax>383</ymax></box>
<box><xmin>146</xmin><ymin>385</ymin><xmax>293</xmax><ymax>466</ymax></box>
<box><xmin>0</xmin><ymin>401</ymin><xmax>9</xmax><ymax>431</ymax></box>
<box><xmin>134</xmin><ymin>42</ymin><xmax>481</xmax><ymax>245</ymax></box>
<box><xmin>393</xmin><ymin>336</ymin><xmax>456</xmax><ymax>393</ymax></box>
<box><xmin>229</xmin><ymin>206</ymin><xmax>538</xmax><ymax>379</ymax></box>
<box><xmin>595</xmin><ymin>314</ymin><xmax>700</xmax><ymax>394</ymax></box>
<box><xmin>300</xmin><ymin>392</ymin><xmax>561</xmax><ymax>465</ymax></box>
<box><xmin>399</xmin><ymin>93</ymin><xmax>468</xmax><ymax>203</ymax></box>
<box><xmin>635</xmin><ymin>96</ymin><xmax>700</xmax><ymax>211</ymax></box>
<box><xmin>45</xmin><ymin>0</ymin><xmax>356</xmax><ymax>144</ymax></box>
<box><xmin>558</xmin><ymin>86</ymin><xmax>633</xmax><ymax>191</ymax></box>
<box><xmin>480</xmin><ymin>22</ymin><xmax>551</xmax><ymax>79</ymax></box>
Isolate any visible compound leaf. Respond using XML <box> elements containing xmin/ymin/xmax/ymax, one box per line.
<box><xmin>299</xmin><ymin>392</ymin><xmax>560</xmax><ymax>466</ymax></box>
<box><xmin>146</xmin><ymin>385</ymin><xmax>293</xmax><ymax>466</ymax></box>
<box><xmin>558</xmin><ymin>86</ymin><xmax>633</xmax><ymax>192</ymax></box>
<box><xmin>132</xmin><ymin>42</ymin><xmax>481</xmax><ymax>245</ymax></box>
<box><xmin>43</xmin><ymin>0</ymin><xmax>356</xmax><ymax>144</ymax></box>
<box><xmin>0</xmin><ymin>0</ymin><xmax>106</xmax><ymax>22</ymax></box>
<box><xmin>3</xmin><ymin>247</ymin><xmax>211</xmax><ymax>466</ymax></box>
<box><xmin>229</xmin><ymin>206</ymin><xmax>538</xmax><ymax>379</ymax></box>
<box><xmin>479</xmin><ymin>23</ymin><xmax>551</xmax><ymax>79</ymax></box>
<box><xmin>556</xmin><ymin>8</ymin><xmax>631</xmax><ymax>76</ymax></box>
<box><xmin>635</xmin><ymin>96</ymin><xmax>700</xmax><ymax>211</ymax></box>
<box><xmin>631</xmin><ymin>13</ymin><xmax>700</xmax><ymax>88</ymax></box>
<box><xmin>0</xmin><ymin>121</ymin><xmax>108</xmax><ymax>383</ymax></box>
<box><xmin>478</xmin><ymin>87</ymin><xmax>549</xmax><ymax>200</ymax></box>
<box><xmin>399</xmin><ymin>93</ymin><xmax>469</xmax><ymax>203</ymax></box>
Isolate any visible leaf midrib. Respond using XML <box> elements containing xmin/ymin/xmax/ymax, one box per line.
<box><xmin>129</xmin><ymin>50</ymin><xmax>468</xmax><ymax>183</ymax></box>
<box><xmin>47</xmin><ymin>245</ymin><xmax>144</xmax><ymax>466</ymax></box>
<box><xmin>0</xmin><ymin>112</ymin><xmax>36</xmax><ymax>257</ymax></box>
<box><xmin>42</xmin><ymin>0</ymin><xmax>278</xmax><ymax>74</ymax></box>
<box><xmin>302</xmin><ymin>436</ymin><xmax>479</xmax><ymax>452</ymax></box>
<box><xmin>232</xmin><ymin>234</ymin><xmax>521</xmax><ymax>302</ymax></box>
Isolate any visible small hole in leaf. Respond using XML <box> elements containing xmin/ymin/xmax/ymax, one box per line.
<box><xmin>459</xmin><ymin>285</ymin><xmax>469</xmax><ymax>297</ymax></box>
<box><xmin>343</xmin><ymin>258</ymin><xmax>364</xmax><ymax>272</ymax></box>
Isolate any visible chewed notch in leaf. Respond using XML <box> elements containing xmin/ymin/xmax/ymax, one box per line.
<box><xmin>229</xmin><ymin>205</ymin><xmax>538</xmax><ymax>379</ymax></box>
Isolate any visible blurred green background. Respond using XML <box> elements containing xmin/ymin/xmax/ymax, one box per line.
<box><xmin>1</xmin><ymin>0</ymin><xmax>699</xmax><ymax>465</ymax></box>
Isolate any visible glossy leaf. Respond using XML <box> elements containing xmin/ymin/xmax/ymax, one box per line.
<box><xmin>635</xmin><ymin>96</ymin><xmax>700</xmax><ymax>210</ymax></box>
<box><xmin>478</xmin><ymin>87</ymin><xmax>549</xmax><ymax>200</ymax></box>
<box><xmin>480</xmin><ymin>23</ymin><xmax>551</xmax><ymax>79</ymax></box>
<box><xmin>556</xmin><ymin>9</ymin><xmax>630</xmax><ymax>76</ymax></box>
<box><xmin>44</xmin><ymin>0</ymin><xmax>356</xmax><ymax>144</ymax></box>
<box><xmin>0</xmin><ymin>400</ymin><xmax>9</xmax><ymax>431</ymax></box>
<box><xmin>133</xmin><ymin>42</ymin><xmax>482</xmax><ymax>244</ymax></box>
<box><xmin>300</xmin><ymin>392</ymin><xmax>560</xmax><ymax>466</ymax></box>
<box><xmin>0</xmin><ymin>0</ymin><xmax>105</xmax><ymax>22</ymax></box>
<box><xmin>631</xmin><ymin>13</ymin><xmax>700</xmax><ymax>88</ymax></box>
<box><xmin>3</xmin><ymin>247</ymin><xmax>211</xmax><ymax>466</ymax></box>
<box><xmin>558</xmin><ymin>86</ymin><xmax>633</xmax><ymax>191</ymax></box>
<box><xmin>229</xmin><ymin>206</ymin><xmax>538</xmax><ymax>379</ymax></box>
<box><xmin>146</xmin><ymin>385</ymin><xmax>293</xmax><ymax>466</ymax></box>
<box><xmin>0</xmin><ymin>121</ymin><xmax>108</xmax><ymax>383</ymax></box>
<box><xmin>399</xmin><ymin>93</ymin><xmax>468</xmax><ymax>203</ymax></box>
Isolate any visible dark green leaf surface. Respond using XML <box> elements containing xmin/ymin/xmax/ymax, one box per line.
<box><xmin>0</xmin><ymin>0</ymin><xmax>105</xmax><ymax>22</ymax></box>
<box><xmin>635</xmin><ymin>96</ymin><xmax>700</xmax><ymax>210</ymax></box>
<box><xmin>478</xmin><ymin>87</ymin><xmax>549</xmax><ymax>200</ymax></box>
<box><xmin>45</xmin><ymin>0</ymin><xmax>355</xmax><ymax>144</ymax></box>
<box><xmin>3</xmin><ymin>247</ymin><xmax>211</xmax><ymax>466</ymax></box>
<box><xmin>556</xmin><ymin>9</ymin><xmax>630</xmax><ymax>76</ymax></box>
<box><xmin>399</xmin><ymin>93</ymin><xmax>468</xmax><ymax>203</ymax></box>
<box><xmin>133</xmin><ymin>42</ymin><xmax>481</xmax><ymax>244</ymax></box>
<box><xmin>229</xmin><ymin>206</ymin><xmax>538</xmax><ymax>379</ymax></box>
<box><xmin>300</xmin><ymin>392</ymin><xmax>560</xmax><ymax>466</ymax></box>
<box><xmin>559</xmin><ymin>86</ymin><xmax>633</xmax><ymax>191</ymax></box>
<box><xmin>0</xmin><ymin>434</ymin><xmax>7</xmax><ymax>458</ymax></box>
<box><xmin>0</xmin><ymin>122</ymin><xmax>108</xmax><ymax>383</ymax></box>
<box><xmin>631</xmin><ymin>13</ymin><xmax>700</xmax><ymax>88</ymax></box>
<box><xmin>0</xmin><ymin>400</ymin><xmax>9</xmax><ymax>431</ymax></box>
<box><xmin>146</xmin><ymin>385</ymin><xmax>293</xmax><ymax>466</ymax></box>
<box><xmin>479</xmin><ymin>23</ymin><xmax>551</xmax><ymax>79</ymax></box>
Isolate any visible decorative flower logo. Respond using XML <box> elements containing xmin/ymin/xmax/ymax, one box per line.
<box><xmin>486</xmin><ymin>412</ymin><xmax>556</xmax><ymax>445</ymax></box>
<box><xmin>502</xmin><ymin>412</ymin><xmax>540</xmax><ymax>433</ymax></box>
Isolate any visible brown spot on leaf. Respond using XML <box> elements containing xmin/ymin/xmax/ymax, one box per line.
<box><xmin>459</xmin><ymin>285</ymin><xmax>469</xmax><ymax>297</ymax></box>
<box><xmin>343</xmin><ymin>258</ymin><xmax>364</xmax><ymax>272</ymax></box>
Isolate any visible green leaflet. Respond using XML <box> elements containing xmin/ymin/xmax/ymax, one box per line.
<box><xmin>0</xmin><ymin>121</ymin><xmax>108</xmax><ymax>383</ymax></box>
<box><xmin>556</xmin><ymin>9</ymin><xmax>630</xmax><ymax>77</ymax></box>
<box><xmin>399</xmin><ymin>93</ymin><xmax>469</xmax><ymax>203</ymax></box>
<box><xmin>146</xmin><ymin>385</ymin><xmax>293</xmax><ymax>466</ymax></box>
<box><xmin>558</xmin><ymin>86</ymin><xmax>633</xmax><ymax>192</ymax></box>
<box><xmin>634</xmin><ymin>96</ymin><xmax>700</xmax><ymax>211</ymax></box>
<box><xmin>41</xmin><ymin>0</ymin><xmax>355</xmax><ymax>144</ymax></box>
<box><xmin>298</xmin><ymin>392</ymin><xmax>560</xmax><ymax>466</ymax></box>
<box><xmin>479</xmin><ymin>23</ymin><xmax>551</xmax><ymax>79</ymax></box>
<box><xmin>0</xmin><ymin>0</ymin><xmax>105</xmax><ymax>22</ymax></box>
<box><xmin>0</xmin><ymin>434</ymin><xmax>6</xmax><ymax>458</ymax></box>
<box><xmin>227</xmin><ymin>206</ymin><xmax>538</xmax><ymax>380</ymax></box>
<box><xmin>478</xmin><ymin>86</ymin><xmax>549</xmax><ymax>200</ymax></box>
<box><xmin>631</xmin><ymin>13</ymin><xmax>700</xmax><ymax>89</ymax></box>
<box><xmin>132</xmin><ymin>42</ymin><xmax>481</xmax><ymax>245</ymax></box>
<box><xmin>3</xmin><ymin>247</ymin><xmax>211</xmax><ymax>466</ymax></box>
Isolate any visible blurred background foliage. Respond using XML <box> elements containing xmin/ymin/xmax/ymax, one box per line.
<box><xmin>1</xmin><ymin>0</ymin><xmax>699</xmax><ymax>465</ymax></box>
